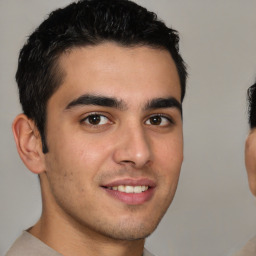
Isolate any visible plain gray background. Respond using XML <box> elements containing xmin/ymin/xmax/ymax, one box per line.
<box><xmin>1</xmin><ymin>1</ymin><xmax>256</xmax><ymax>255</ymax></box>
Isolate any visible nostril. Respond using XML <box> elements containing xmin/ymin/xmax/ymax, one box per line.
<box><xmin>120</xmin><ymin>160</ymin><xmax>136</xmax><ymax>165</ymax></box>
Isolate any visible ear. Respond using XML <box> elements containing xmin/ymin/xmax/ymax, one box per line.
<box><xmin>245</xmin><ymin>129</ymin><xmax>256</xmax><ymax>196</ymax></box>
<box><xmin>12</xmin><ymin>114</ymin><xmax>46</xmax><ymax>174</ymax></box>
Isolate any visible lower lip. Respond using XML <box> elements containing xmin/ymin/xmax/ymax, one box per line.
<box><xmin>103</xmin><ymin>187</ymin><xmax>155</xmax><ymax>205</ymax></box>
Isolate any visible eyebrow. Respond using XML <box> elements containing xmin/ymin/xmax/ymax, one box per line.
<box><xmin>65</xmin><ymin>94</ymin><xmax>182</xmax><ymax>115</ymax></box>
<box><xmin>65</xmin><ymin>94</ymin><xmax>127</xmax><ymax>110</ymax></box>
<box><xmin>144</xmin><ymin>97</ymin><xmax>182</xmax><ymax>115</ymax></box>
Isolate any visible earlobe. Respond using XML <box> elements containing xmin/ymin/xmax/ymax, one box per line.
<box><xmin>12</xmin><ymin>114</ymin><xmax>46</xmax><ymax>174</ymax></box>
<box><xmin>245</xmin><ymin>130</ymin><xmax>256</xmax><ymax>196</ymax></box>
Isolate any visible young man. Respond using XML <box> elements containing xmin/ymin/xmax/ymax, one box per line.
<box><xmin>234</xmin><ymin>81</ymin><xmax>256</xmax><ymax>256</ymax></box>
<box><xmin>6</xmin><ymin>0</ymin><xmax>187</xmax><ymax>255</ymax></box>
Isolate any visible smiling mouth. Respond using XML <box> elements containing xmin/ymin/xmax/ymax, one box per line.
<box><xmin>106</xmin><ymin>185</ymin><xmax>149</xmax><ymax>193</ymax></box>
<box><xmin>102</xmin><ymin>182</ymin><xmax>155</xmax><ymax>204</ymax></box>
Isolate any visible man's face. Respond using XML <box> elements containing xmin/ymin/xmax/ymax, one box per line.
<box><xmin>43</xmin><ymin>43</ymin><xmax>183</xmax><ymax>240</ymax></box>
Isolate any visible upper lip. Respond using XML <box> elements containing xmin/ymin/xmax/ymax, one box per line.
<box><xmin>102</xmin><ymin>178</ymin><xmax>156</xmax><ymax>188</ymax></box>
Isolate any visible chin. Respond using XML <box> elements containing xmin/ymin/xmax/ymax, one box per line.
<box><xmin>96</xmin><ymin>218</ymin><xmax>160</xmax><ymax>241</ymax></box>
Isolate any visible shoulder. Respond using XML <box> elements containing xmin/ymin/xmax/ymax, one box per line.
<box><xmin>232</xmin><ymin>236</ymin><xmax>256</xmax><ymax>256</ymax></box>
<box><xmin>5</xmin><ymin>231</ymin><xmax>63</xmax><ymax>256</ymax></box>
<box><xmin>144</xmin><ymin>248</ymin><xmax>156</xmax><ymax>256</ymax></box>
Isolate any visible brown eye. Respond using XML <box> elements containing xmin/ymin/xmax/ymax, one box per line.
<box><xmin>83</xmin><ymin>114</ymin><xmax>109</xmax><ymax>125</ymax></box>
<box><xmin>88</xmin><ymin>115</ymin><xmax>101</xmax><ymax>125</ymax></box>
<box><xmin>149</xmin><ymin>116</ymin><xmax>162</xmax><ymax>125</ymax></box>
<box><xmin>145</xmin><ymin>115</ymin><xmax>172</xmax><ymax>126</ymax></box>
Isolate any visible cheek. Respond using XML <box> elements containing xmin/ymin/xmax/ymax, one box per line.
<box><xmin>154</xmin><ymin>133</ymin><xmax>183</xmax><ymax>170</ymax></box>
<box><xmin>51</xmin><ymin>129</ymin><xmax>111</xmax><ymax>163</ymax></box>
<box><xmin>46</xmin><ymin>132</ymin><xmax>116</xmax><ymax>190</ymax></box>
<box><xmin>152</xmin><ymin>132</ymin><xmax>183</xmax><ymax>195</ymax></box>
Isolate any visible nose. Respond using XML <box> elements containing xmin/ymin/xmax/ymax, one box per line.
<box><xmin>112</xmin><ymin>124</ymin><xmax>152</xmax><ymax>169</ymax></box>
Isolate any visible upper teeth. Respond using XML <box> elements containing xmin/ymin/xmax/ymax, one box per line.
<box><xmin>108</xmin><ymin>185</ymin><xmax>149</xmax><ymax>193</ymax></box>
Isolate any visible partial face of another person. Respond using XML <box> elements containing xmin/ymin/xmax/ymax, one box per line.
<box><xmin>41</xmin><ymin>43</ymin><xmax>183</xmax><ymax>240</ymax></box>
<box><xmin>245</xmin><ymin>129</ymin><xmax>256</xmax><ymax>196</ymax></box>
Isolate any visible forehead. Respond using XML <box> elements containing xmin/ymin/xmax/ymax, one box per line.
<box><xmin>51</xmin><ymin>43</ymin><xmax>181</xmax><ymax>108</ymax></box>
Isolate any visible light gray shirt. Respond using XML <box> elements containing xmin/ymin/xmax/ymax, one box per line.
<box><xmin>6</xmin><ymin>231</ymin><xmax>155</xmax><ymax>256</ymax></box>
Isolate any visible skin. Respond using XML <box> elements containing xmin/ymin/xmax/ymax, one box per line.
<box><xmin>13</xmin><ymin>43</ymin><xmax>183</xmax><ymax>256</ymax></box>
<box><xmin>245</xmin><ymin>128</ymin><xmax>256</xmax><ymax>196</ymax></box>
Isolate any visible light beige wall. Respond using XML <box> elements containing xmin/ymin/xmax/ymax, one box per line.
<box><xmin>1</xmin><ymin>1</ymin><xmax>256</xmax><ymax>255</ymax></box>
